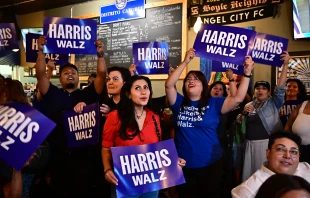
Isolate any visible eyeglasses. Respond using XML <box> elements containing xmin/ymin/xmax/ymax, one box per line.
<box><xmin>272</xmin><ymin>145</ymin><xmax>300</xmax><ymax>158</ymax></box>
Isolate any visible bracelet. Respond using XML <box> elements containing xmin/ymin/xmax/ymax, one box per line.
<box><xmin>229</xmin><ymin>78</ymin><xmax>234</xmax><ymax>82</ymax></box>
<box><xmin>104</xmin><ymin>168</ymin><xmax>112</xmax><ymax>175</ymax></box>
<box><xmin>243</xmin><ymin>73</ymin><xmax>252</xmax><ymax>78</ymax></box>
<box><xmin>97</xmin><ymin>51</ymin><xmax>105</xmax><ymax>58</ymax></box>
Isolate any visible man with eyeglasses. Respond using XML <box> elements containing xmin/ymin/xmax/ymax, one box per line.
<box><xmin>232</xmin><ymin>131</ymin><xmax>310</xmax><ymax>198</ymax></box>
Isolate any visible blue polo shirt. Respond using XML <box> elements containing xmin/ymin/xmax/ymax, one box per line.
<box><xmin>170</xmin><ymin>93</ymin><xmax>225</xmax><ymax>168</ymax></box>
<box><xmin>42</xmin><ymin>83</ymin><xmax>99</xmax><ymax>151</ymax></box>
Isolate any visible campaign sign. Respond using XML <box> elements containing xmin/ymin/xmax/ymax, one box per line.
<box><xmin>100</xmin><ymin>0</ymin><xmax>145</xmax><ymax>24</ymax></box>
<box><xmin>0</xmin><ymin>23</ymin><xmax>18</xmax><ymax>49</ymax></box>
<box><xmin>133</xmin><ymin>42</ymin><xmax>169</xmax><ymax>75</ymax></box>
<box><xmin>112</xmin><ymin>139</ymin><xmax>185</xmax><ymax>197</ymax></box>
<box><xmin>43</xmin><ymin>17</ymin><xmax>97</xmax><ymax>54</ymax></box>
<box><xmin>211</xmin><ymin>60</ymin><xmax>243</xmax><ymax>75</ymax></box>
<box><xmin>193</xmin><ymin>24</ymin><xmax>256</xmax><ymax>65</ymax></box>
<box><xmin>0</xmin><ymin>102</ymin><xmax>56</xmax><ymax>170</ymax></box>
<box><xmin>249</xmin><ymin>33</ymin><xmax>288</xmax><ymax>67</ymax></box>
<box><xmin>26</xmin><ymin>33</ymin><xmax>69</xmax><ymax>65</ymax></box>
<box><xmin>63</xmin><ymin>103</ymin><xmax>99</xmax><ymax>148</ymax></box>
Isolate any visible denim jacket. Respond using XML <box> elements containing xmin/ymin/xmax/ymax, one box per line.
<box><xmin>246</xmin><ymin>84</ymin><xmax>286</xmax><ymax>135</ymax></box>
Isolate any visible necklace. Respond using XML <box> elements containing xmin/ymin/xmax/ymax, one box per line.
<box><xmin>135</xmin><ymin>110</ymin><xmax>144</xmax><ymax>120</ymax></box>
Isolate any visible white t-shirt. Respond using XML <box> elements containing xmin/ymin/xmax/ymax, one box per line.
<box><xmin>231</xmin><ymin>162</ymin><xmax>310</xmax><ymax>198</ymax></box>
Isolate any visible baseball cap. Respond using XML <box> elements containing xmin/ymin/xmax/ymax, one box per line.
<box><xmin>59</xmin><ymin>63</ymin><xmax>78</xmax><ymax>74</ymax></box>
<box><xmin>254</xmin><ymin>81</ymin><xmax>270</xmax><ymax>91</ymax></box>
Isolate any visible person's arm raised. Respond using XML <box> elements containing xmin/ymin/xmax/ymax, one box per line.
<box><xmin>277</xmin><ymin>51</ymin><xmax>290</xmax><ymax>87</ymax></box>
<box><xmin>226</xmin><ymin>69</ymin><xmax>237</xmax><ymax>97</ymax></box>
<box><xmin>35</xmin><ymin>36</ymin><xmax>50</xmax><ymax>95</ymax></box>
<box><xmin>222</xmin><ymin>56</ymin><xmax>254</xmax><ymax>114</ymax></box>
<box><xmin>93</xmin><ymin>40</ymin><xmax>107</xmax><ymax>94</ymax></box>
<box><xmin>165</xmin><ymin>48</ymin><xmax>195</xmax><ymax>106</ymax></box>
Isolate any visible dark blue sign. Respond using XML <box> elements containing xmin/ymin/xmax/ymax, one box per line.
<box><xmin>193</xmin><ymin>24</ymin><xmax>256</xmax><ymax>65</ymax></box>
<box><xmin>111</xmin><ymin>139</ymin><xmax>185</xmax><ymax>197</ymax></box>
<box><xmin>0</xmin><ymin>23</ymin><xmax>19</xmax><ymax>50</ymax></box>
<box><xmin>211</xmin><ymin>60</ymin><xmax>243</xmax><ymax>75</ymax></box>
<box><xmin>0</xmin><ymin>102</ymin><xmax>56</xmax><ymax>170</ymax></box>
<box><xmin>100</xmin><ymin>0</ymin><xmax>145</xmax><ymax>24</ymax></box>
<box><xmin>26</xmin><ymin>33</ymin><xmax>69</xmax><ymax>65</ymax></box>
<box><xmin>63</xmin><ymin>103</ymin><xmax>99</xmax><ymax>148</ymax></box>
<box><xmin>249</xmin><ymin>33</ymin><xmax>289</xmax><ymax>67</ymax></box>
<box><xmin>43</xmin><ymin>17</ymin><xmax>97</xmax><ymax>54</ymax></box>
<box><xmin>133</xmin><ymin>42</ymin><xmax>169</xmax><ymax>75</ymax></box>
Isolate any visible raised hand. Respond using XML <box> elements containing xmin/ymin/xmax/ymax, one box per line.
<box><xmin>183</xmin><ymin>48</ymin><xmax>196</xmax><ymax>64</ymax></box>
<box><xmin>168</xmin><ymin>65</ymin><xmax>175</xmax><ymax>76</ymax></box>
<box><xmin>47</xmin><ymin>59</ymin><xmax>55</xmax><ymax>70</ymax></box>
<box><xmin>226</xmin><ymin>69</ymin><xmax>234</xmax><ymax>80</ymax></box>
<box><xmin>178</xmin><ymin>158</ymin><xmax>186</xmax><ymax>167</ymax></box>
<box><xmin>280</xmin><ymin>51</ymin><xmax>290</xmax><ymax>65</ymax></box>
<box><xmin>243</xmin><ymin>56</ymin><xmax>254</xmax><ymax>75</ymax></box>
<box><xmin>95</xmin><ymin>40</ymin><xmax>104</xmax><ymax>55</ymax></box>
<box><xmin>37</xmin><ymin>36</ymin><xmax>46</xmax><ymax>51</ymax></box>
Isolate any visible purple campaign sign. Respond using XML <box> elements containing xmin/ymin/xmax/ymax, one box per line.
<box><xmin>43</xmin><ymin>17</ymin><xmax>97</xmax><ymax>54</ymax></box>
<box><xmin>0</xmin><ymin>23</ymin><xmax>19</xmax><ymax>50</ymax></box>
<box><xmin>211</xmin><ymin>60</ymin><xmax>243</xmax><ymax>75</ymax></box>
<box><xmin>133</xmin><ymin>42</ymin><xmax>169</xmax><ymax>75</ymax></box>
<box><xmin>112</xmin><ymin>139</ymin><xmax>185</xmax><ymax>197</ymax></box>
<box><xmin>249</xmin><ymin>33</ymin><xmax>288</xmax><ymax>67</ymax></box>
<box><xmin>0</xmin><ymin>102</ymin><xmax>56</xmax><ymax>170</ymax></box>
<box><xmin>26</xmin><ymin>33</ymin><xmax>69</xmax><ymax>65</ymax></box>
<box><xmin>193</xmin><ymin>24</ymin><xmax>256</xmax><ymax>65</ymax></box>
<box><xmin>62</xmin><ymin>103</ymin><xmax>99</xmax><ymax>148</ymax></box>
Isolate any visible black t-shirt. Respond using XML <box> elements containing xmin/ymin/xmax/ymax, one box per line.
<box><xmin>41</xmin><ymin>83</ymin><xmax>100</xmax><ymax>152</ymax></box>
<box><xmin>245</xmin><ymin>113</ymin><xmax>269</xmax><ymax>140</ymax></box>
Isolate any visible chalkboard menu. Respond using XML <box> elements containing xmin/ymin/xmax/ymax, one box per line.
<box><xmin>75</xmin><ymin>3</ymin><xmax>182</xmax><ymax>76</ymax></box>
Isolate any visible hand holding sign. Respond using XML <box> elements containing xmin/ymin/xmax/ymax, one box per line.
<box><xmin>47</xmin><ymin>59</ymin><xmax>55</xmax><ymax>70</ymax></box>
<box><xmin>243</xmin><ymin>56</ymin><xmax>254</xmax><ymax>76</ymax></box>
<box><xmin>37</xmin><ymin>36</ymin><xmax>46</xmax><ymax>51</ymax></box>
<box><xmin>178</xmin><ymin>158</ymin><xmax>186</xmax><ymax>167</ymax></box>
<box><xmin>100</xmin><ymin>104</ymin><xmax>110</xmax><ymax>117</ymax></box>
<box><xmin>73</xmin><ymin>102</ymin><xmax>87</xmax><ymax>114</ymax></box>
<box><xmin>280</xmin><ymin>51</ymin><xmax>290</xmax><ymax>65</ymax></box>
<box><xmin>184</xmin><ymin>48</ymin><xmax>196</xmax><ymax>64</ymax></box>
<box><xmin>129</xmin><ymin>64</ymin><xmax>137</xmax><ymax>76</ymax></box>
<box><xmin>105</xmin><ymin>168</ymin><xmax>118</xmax><ymax>185</ymax></box>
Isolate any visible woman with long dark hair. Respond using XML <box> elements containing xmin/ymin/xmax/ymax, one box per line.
<box><xmin>102</xmin><ymin>75</ymin><xmax>185</xmax><ymax>198</ymax></box>
<box><xmin>165</xmin><ymin>48</ymin><xmax>254</xmax><ymax>198</ymax></box>
<box><xmin>279</xmin><ymin>78</ymin><xmax>306</xmax><ymax>127</ymax></box>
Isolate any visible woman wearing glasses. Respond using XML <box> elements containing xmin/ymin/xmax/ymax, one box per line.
<box><xmin>165</xmin><ymin>48</ymin><xmax>254</xmax><ymax>198</ymax></box>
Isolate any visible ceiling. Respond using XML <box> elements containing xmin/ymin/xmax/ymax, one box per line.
<box><xmin>0</xmin><ymin>0</ymin><xmax>94</xmax><ymax>15</ymax></box>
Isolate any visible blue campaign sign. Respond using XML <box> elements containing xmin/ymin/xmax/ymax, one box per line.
<box><xmin>193</xmin><ymin>24</ymin><xmax>256</xmax><ymax>65</ymax></box>
<box><xmin>0</xmin><ymin>23</ymin><xmax>19</xmax><ymax>50</ymax></box>
<box><xmin>133</xmin><ymin>42</ymin><xmax>169</xmax><ymax>75</ymax></box>
<box><xmin>249</xmin><ymin>33</ymin><xmax>288</xmax><ymax>67</ymax></box>
<box><xmin>26</xmin><ymin>33</ymin><xmax>69</xmax><ymax>65</ymax></box>
<box><xmin>43</xmin><ymin>17</ymin><xmax>97</xmax><ymax>54</ymax></box>
<box><xmin>111</xmin><ymin>139</ymin><xmax>185</xmax><ymax>197</ymax></box>
<box><xmin>0</xmin><ymin>102</ymin><xmax>56</xmax><ymax>170</ymax></box>
<box><xmin>62</xmin><ymin>103</ymin><xmax>99</xmax><ymax>148</ymax></box>
<box><xmin>100</xmin><ymin>0</ymin><xmax>145</xmax><ymax>24</ymax></box>
<box><xmin>211</xmin><ymin>60</ymin><xmax>244</xmax><ymax>75</ymax></box>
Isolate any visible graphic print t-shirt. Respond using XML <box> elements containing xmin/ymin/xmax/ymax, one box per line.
<box><xmin>170</xmin><ymin>93</ymin><xmax>225</xmax><ymax>168</ymax></box>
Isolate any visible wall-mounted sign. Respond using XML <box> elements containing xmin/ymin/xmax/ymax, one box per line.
<box><xmin>100</xmin><ymin>0</ymin><xmax>145</xmax><ymax>24</ymax></box>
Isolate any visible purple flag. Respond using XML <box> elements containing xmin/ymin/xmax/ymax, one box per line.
<box><xmin>133</xmin><ymin>42</ymin><xmax>169</xmax><ymax>75</ymax></box>
<box><xmin>193</xmin><ymin>24</ymin><xmax>256</xmax><ymax>65</ymax></box>
<box><xmin>0</xmin><ymin>23</ymin><xmax>19</xmax><ymax>50</ymax></box>
<box><xmin>26</xmin><ymin>33</ymin><xmax>69</xmax><ymax>65</ymax></box>
<box><xmin>43</xmin><ymin>17</ymin><xmax>97</xmax><ymax>54</ymax></box>
<box><xmin>211</xmin><ymin>60</ymin><xmax>243</xmax><ymax>75</ymax></box>
<box><xmin>249</xmin><ymin>33</ymin><xmax>289</xmax><ymax>67</ymax></box>
<box><xmin>0</xmin><ymin>102</ymin><xmax>56</xmax><ymax>170</ymax></box>
<box><xmin>62</xmin><ymin>103</ymin><xmax>99</xmax><ymax>148</ymax></box>
<box><xmin>111</xmin><ymin>139</ymin><xmax>185</xmax><ymax>197</ymax></box>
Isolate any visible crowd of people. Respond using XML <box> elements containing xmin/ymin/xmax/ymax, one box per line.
<box><xmin>0</xmin><ymin>35</ymin><xmax>310</xmax><ymax>198</ymax></box>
